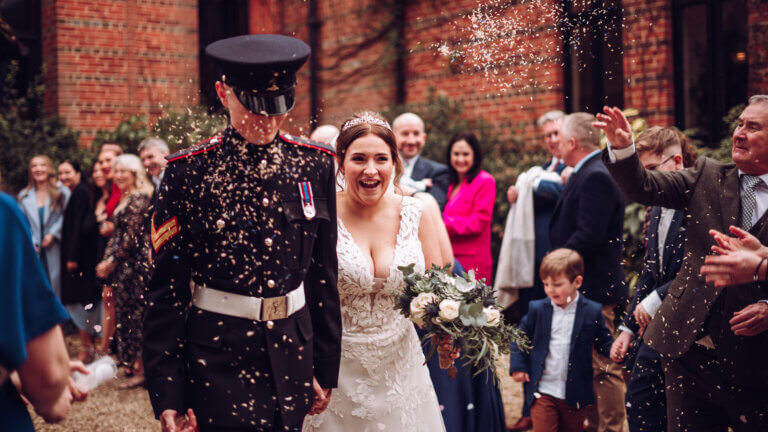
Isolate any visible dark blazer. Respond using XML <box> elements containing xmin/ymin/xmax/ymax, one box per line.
<box><xmin>411</xmin><ymin>156</ymin><xmax>450</xmax><ymax>210</ymax></box>
<box><xmin>604</xmin><ymin>150</ymin><xmax>768</xmax><ymax>389</ymax></box>
<box><xmin>622</xmin><ymin>207</ymin><xmax>685</xmax><ymax>335</ymax></box>
<box><xmin>533</xmin><ymin>160</ymin><xmax>567</xmax><ymax>262</ymax></box>
<box><xmin>60</xmin><ymin>182</ymin><xmax>100</xmax><ymax>305</ymax></box>
<box><xmin>549</xmin><ymin>152</ymin><xmax>627</xmax><ymax>305</ymax></box>
<box><xmin>509</xmin><ymin>295</ymin><xmax>614</xmax><ymax>411</ymax></box>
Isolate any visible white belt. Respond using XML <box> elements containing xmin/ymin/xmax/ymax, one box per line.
<box><xmin>191</xmin><ymin>282</ymin><xmax>305</xmax><ymax>321</ymax></box>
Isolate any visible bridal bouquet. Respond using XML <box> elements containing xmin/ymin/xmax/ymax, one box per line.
<box><xmin>394</xmin><ymin>263</ymin><xmax>530</xmax><ymax>383</ymax></box>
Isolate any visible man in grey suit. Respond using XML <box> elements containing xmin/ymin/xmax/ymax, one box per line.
<box><xmin>597</xmin><ymin>96</ymin><xmax>768</xmax><ymax>432</ymax></box>
<box><xmin>393</xmin><ymin>112</ymin><xmax>450</xmax><ymax>209</ymax></box>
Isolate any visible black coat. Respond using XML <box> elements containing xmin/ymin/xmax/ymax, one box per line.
<box><xmin>60</xmin><ymin>182</ymin><xmax>100</xmax><ymax>305</ymax></box>
<box><xmin>143</xmin><ymin>127</ymin><xmax>342</xmax><ymax>430</ymax></box>
<box><xmin>411</xmin><ymin>156</ymin><xmax>450</xmax><ymax>210</ymax></box>
<box><xmin>549</xmin><ymin>152</ymin><xmax>627</xmax><ymax>305</ymax></box>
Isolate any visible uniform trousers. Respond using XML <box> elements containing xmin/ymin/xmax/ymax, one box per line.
<box><xmin>530</xmin><ymin>393</ymin><xmax>587</xmax><ymax>432</ymax></box>
<box><xmin>626</xmin><ymin>343</ymin><xmax>666</xmax><ymax>432</ymax></box>
<box><xmin>198</xmin><ymin>410</ymin><xmax>298</xmax><ymax>432</ymax></box>
<box><xmin>662</xmin><ymin>344</ymin><xmax>768</xmax><ymax>432</ymax></box>
<box><xmin>586</xmin><ymin>304</ymin><xmax>627</xmax><ymax>432</ymax></box>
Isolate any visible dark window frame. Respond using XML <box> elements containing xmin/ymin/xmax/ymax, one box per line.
<box><xmin>198</xmin><ymin>0</ymin><xmax>250</xmax><ymax>112</ymax></box>
<box><xmin>0</xmin><ymin>0</ymin><xmax>42</xmax><ymax>101</ymax></box>
<box><xmin>672</xmin><ymin>0</ymin><xmax>748</xmax><ymax>144</ymax></box>
<box><xmin>561</xmin><ymin>0</ymin><xmax>624</xmax><ymax>113</ymax></box>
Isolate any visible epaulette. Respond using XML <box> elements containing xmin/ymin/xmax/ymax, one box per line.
<box><xmin>281</xmin><ymin>133</ymin><xmax>336</xmax><ymax>156</ymax></box>
<box><xmin>166</xmin><ymin>136</ymin><xmax>223</xmax><ymax>163</ymax></box>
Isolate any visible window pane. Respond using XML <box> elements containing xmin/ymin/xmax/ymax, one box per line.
<box><xmin>721</xmin><ymin>0</ymin><xmax>748</xmax><ymax>116</ymax></box>
<box><xmin>680</xmin><ymin>3</ymin><xmax>707</xmax><ymax>133</ymax></box>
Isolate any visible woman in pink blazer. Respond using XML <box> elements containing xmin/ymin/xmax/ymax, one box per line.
<box><xmin>443</xmin><ymin>132</ymin><xmax>496</xmax><ymax>284</ymax></box>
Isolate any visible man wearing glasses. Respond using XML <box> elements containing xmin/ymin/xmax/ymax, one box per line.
<box><xmin>608</xmin><ymin>126</ymin><xmax>697</xmax><ymax>432</ymax></box>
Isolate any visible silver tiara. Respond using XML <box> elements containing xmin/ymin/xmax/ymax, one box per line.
<box><xmin>342</xmin><ymin>114</ymin><xmax>392</xmax><ymax>132</ymax></box>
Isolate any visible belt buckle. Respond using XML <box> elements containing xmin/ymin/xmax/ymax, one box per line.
<box><xmin>262</xmin><ymin>295</ymin><xmax>288</xmax><ymax>321</ymax></box>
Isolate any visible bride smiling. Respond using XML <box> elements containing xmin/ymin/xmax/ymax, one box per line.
<box><xmin>303</xmin><ymin>112</ymin><xmax>447</xmax><ymax>431</ymax></box>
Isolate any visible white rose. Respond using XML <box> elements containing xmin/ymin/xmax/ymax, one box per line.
<box><xmin>454</xmin><ymin>277</ymin><xmax>475</xmax><ymax>293</ymax></box>
<box><xmin>438</xmin><ymin>299</ymin><xmax>460</xmax><ymax>321</ymax></box>
<box><xmin>410</xmin><ymin>293</ymin><xmax>438</xmax><ymax>325</ymax></box>
<box><xmin>484</xmin><ymin>307</ymin><xmax>501</xmax><ymax>327</ymax></box>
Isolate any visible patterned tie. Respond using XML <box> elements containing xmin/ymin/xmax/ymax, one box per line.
<box><xmin>740</xmin><ymin>174</ymin><xmax>762</xmax><ymax>230</ymax></box>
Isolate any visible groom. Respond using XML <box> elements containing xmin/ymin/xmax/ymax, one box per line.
<box><xmin>143</xmin><ymin>34</ymin><xmax>342</xmax><ymax>432</ymax></box>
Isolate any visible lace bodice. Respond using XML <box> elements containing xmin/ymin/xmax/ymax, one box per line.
<box><xmin>335</xmin><ymin>196</ymin><xmax>425</xmax><ymax>333</ymax></box>
<box><xmin>304</xmin><ymin>196</ymin><xmax>446</xmax><ymax>431</ymax></box>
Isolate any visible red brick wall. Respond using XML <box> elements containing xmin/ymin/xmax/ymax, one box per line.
<box><xmin>748</xmin><ymin>0</ymin><xmax>768</xmax><ymax>95</ymax></box>
<box><xmin>250</xmin><ymin>0</ymin><xmax>567</xmax><ymax>148</ymax></box>
<box><xmin>41</xmin><ymin>0</ymin><xmax>200</xmax><ymax>147</ymax></box>
<box><xmin>621</xmin><ymin>0</ymin><xmax>675</xmax><ymax>127</ymax></box>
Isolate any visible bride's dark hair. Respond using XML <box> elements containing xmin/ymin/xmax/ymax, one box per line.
<box><xmin>336</xmin><ymin>111</ymin><xmax>403</xmax><ymax>188</ymax></box>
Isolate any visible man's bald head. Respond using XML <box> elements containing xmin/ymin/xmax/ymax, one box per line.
<box><xmin>392</xmin><ymin>112</ymin><xmax>426</xmax><ymax>159</ymax></box>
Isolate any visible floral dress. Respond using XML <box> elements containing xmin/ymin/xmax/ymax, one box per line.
<box><xmin>103</xmin><ymin>192</ymin><xmax>152</xmax><ymax>368</ymax></box>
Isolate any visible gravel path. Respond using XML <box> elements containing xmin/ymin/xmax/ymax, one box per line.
<box><xmin>28</xmin><ymin>336</ymin><xmax>524</xmax><ymax>431</ymax></box>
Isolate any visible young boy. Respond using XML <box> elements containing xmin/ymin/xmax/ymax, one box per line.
<box><xmin>509</xmin><ymin>248</ymin><xmax>615</xmax><ymax>432</ymax></box>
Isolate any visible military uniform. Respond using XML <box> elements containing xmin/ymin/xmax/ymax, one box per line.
<box><xmin>142</xmin><ymin>34</ymin><xmax>341</xmax><ymax>432</ymax></box>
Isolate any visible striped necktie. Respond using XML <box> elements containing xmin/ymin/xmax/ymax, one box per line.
<box><xmin>740</xmin><ymin>174</ymin><xmax>762</xmax><ymax>231</ymax></box>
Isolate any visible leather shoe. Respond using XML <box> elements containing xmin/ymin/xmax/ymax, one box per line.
<box><xmin>508</xmin><ymin>416</ymin><xmax>532</xmax><ymax>432</ymax></box>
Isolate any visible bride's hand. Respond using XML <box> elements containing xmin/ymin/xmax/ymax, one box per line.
<box><xmin>307</xmin><ymin>377</ymin><xmax>332</xmax><ymax>415</ymax></box>
<box><xmin>434</xmin><ymin>334</ymin><xmax>460</xmax><ymax>369</ymax></box>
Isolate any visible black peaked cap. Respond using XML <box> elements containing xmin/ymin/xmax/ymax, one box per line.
<box><xmin>205</xmin><ymin>34</ymin><xmax>311</xmax><ymax>94</ymax></box>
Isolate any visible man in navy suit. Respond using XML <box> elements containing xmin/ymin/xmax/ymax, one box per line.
<box><xmin>510</xmin><ymin>248</ymin><xmax>615</xmax><ymax>432</ymax></box>
<box><xmin>609</xmin><ymin>127</ymin><xmax>696</xmax><ymax>432</ymax></box>
<box><xmin>393</xmin><ymin>112</ymin><xmax>450</xmax><ymax>209</ymax></box>
<box><xmin>505</xmin><ymin>109</ymin><xmax>569</xmax><ymax>432</ymax></box>
<box><xmin>549</xmin><ymin>112</ymin><xmax>627</xmax><ymax>432</ymax></box>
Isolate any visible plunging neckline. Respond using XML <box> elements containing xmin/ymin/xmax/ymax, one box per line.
<box><xmin>337</xmin><ymin>200</ymin><xmax>407</xmax><ymax>282</ymax></box>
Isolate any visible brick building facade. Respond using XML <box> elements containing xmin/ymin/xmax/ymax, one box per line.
<box><xmin>3</xmin><ymin>0</ymin><xmax>767</xmax><ymax>147</ymax></box>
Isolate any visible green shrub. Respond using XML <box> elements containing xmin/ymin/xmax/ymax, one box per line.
<box><xmin>0</xmin><ymin>62</ymin><xmax>91</xmax><ymax>194</ymax></box>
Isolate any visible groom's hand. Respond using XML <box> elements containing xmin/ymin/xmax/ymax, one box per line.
<box><xmin>307</xmin><ymin>377</ymin><xmax>332</xmax><ymax>415</ymax></box>
<box><xmin>160</xmin><ymin>408</ymin><xmax>197</xmax><ymax>432</ymax></box>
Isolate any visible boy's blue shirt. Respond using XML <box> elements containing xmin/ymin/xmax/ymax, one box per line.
<box><xmin>509</xmin><ymin>294</ymin><xmax>614</xmax><ymax>411</ymax></box>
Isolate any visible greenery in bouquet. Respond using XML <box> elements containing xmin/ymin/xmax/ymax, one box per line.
<box><xmin>394</xmin><ymin>263</ymin><xmax>531</xmax><ymax>383</ymax></box>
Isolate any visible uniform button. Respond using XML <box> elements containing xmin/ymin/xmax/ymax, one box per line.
<box><xmin>266</xmin><ymin>320</ymin><xmax>274</xmax><ymax>329</ymax></box>
<box><xmin>262</xmin><ymin>197</ymin><xmax>269</xmax><ymax>206</ymax></box>
<box><xmin>264</xmin><ymin>238</ymin><xmax>273</xmax><ymax>247</ymax></box>
<box><xmin>267</xmin><ymin>279</ymin><xmax>276</xmax><ymax>288</ymax></box>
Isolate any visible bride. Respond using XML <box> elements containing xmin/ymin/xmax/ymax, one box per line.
<box><xmin>303</xmin><ymin>112</ymin><xmax>447</xmax><ymax>431</ymax></box>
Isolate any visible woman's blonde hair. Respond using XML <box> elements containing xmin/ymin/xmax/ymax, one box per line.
<box><xmin>114</xmin><ymin>154</ymin><xmax>154</xmax><ymax>198</ymax></box>
<box><xmin>20</xmin><ymin>155</ymin><xmax>65</xmax><ymax>213</ymax></box>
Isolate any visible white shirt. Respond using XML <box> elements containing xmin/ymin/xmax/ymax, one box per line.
<box><xmin>538</xmin><ymin>293</ymin><xmax>579</xmax><ymax>400</ymax></box>
<box><xmin>402</xmin><ymin>155</ymin><xmax>419</xmax><ymax>182</ymax></box>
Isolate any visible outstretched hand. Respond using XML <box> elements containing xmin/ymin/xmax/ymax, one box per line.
<box><xmin>160</xmin><ymin>408</ymin><xmax>198</xmax><ymax>432</ymax></box>
<box><xmin>730</xmin><ymin>302</ymin><xmax>768</xmax><ymax>336</ymax></box>
<box><xmin>709</xmin><ymin>226</ymin><xmax>766</xmax><ymax>255</ymax></box>
<box><xmin>593</xmin><ymin>106</ymin><xmax>633</xmax><ymax>149</ymax></box>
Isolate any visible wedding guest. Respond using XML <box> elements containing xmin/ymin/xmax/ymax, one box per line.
<box><xmin>310</xmin><ymin>124</ymin><xmax>339</xmax><ymax>147</ymax></box>
<box><xmin>138</xmin><ymin>137</ymin><xmax>169</xmax><ymax>190</ymax></box>
<box><xmin>0</xmin><ymin>192</ymin><xmax>82</xmax><ymax>430</ymax></box>
<box><xmin>443</xmin><ymin>131</ymin><xmax>496</xmax><ymax>283</ymax></box>
<box><xmin>59</xmin><ymin>159</ymin><xmax>101</xmax><ymax>363</ymax></box>
<box><xmin>599</xmin><ymin>97</ymin><xmax>768</xmax><ymax>431</ymax></box>
<box><xmin>393</xmin><ymin>112</ymin><xmax>450</xmax><ymax>209</ymax></box>
<box><xmin>439</xmin><ymin>131</ymin><xmax>505</xmax><ymax>432</ymax></box>
<box><xmin>608</xmin><ymin>127</ymin><xmax>696</xmax><ymax>432</ymax></box>
<box><xmin>17</xmin><ymin>155</ymin><xmax>70</xmax><ymax>299</ymax></box>
<box><xmin>549</xmin><ymin>112</ymin><xmax>626</xmax><ymax>432</ymax></box>
<box><xmin>509</xmin><ymin>248</ymin><xmax>615</xmax><ymax>432</ymax></box>
<box><xmin>94</xmin><ymin>145</ymin><xmax>121</xmax><ymax>355</ymax></box>
<box><xmin>95</xmin><ymin>154</ymin><xmax>153</xmax><ymax>389</ymax></box>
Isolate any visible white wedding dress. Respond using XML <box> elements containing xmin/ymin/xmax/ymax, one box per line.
<box><xmin>303</xmin><ymin>196</ymin><xmax>446</xmax><ymax>432</ymax></box>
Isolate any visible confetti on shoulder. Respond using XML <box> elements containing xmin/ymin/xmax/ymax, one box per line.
<box><xmin>166</xmin><ymin>135</ymin><xmax>224</xmax><ymax>163</ymax></box>
<box><xmin>281</xmin><ymin>133</ymin><xmax>335</xmax><ymax>157</ymax></box>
